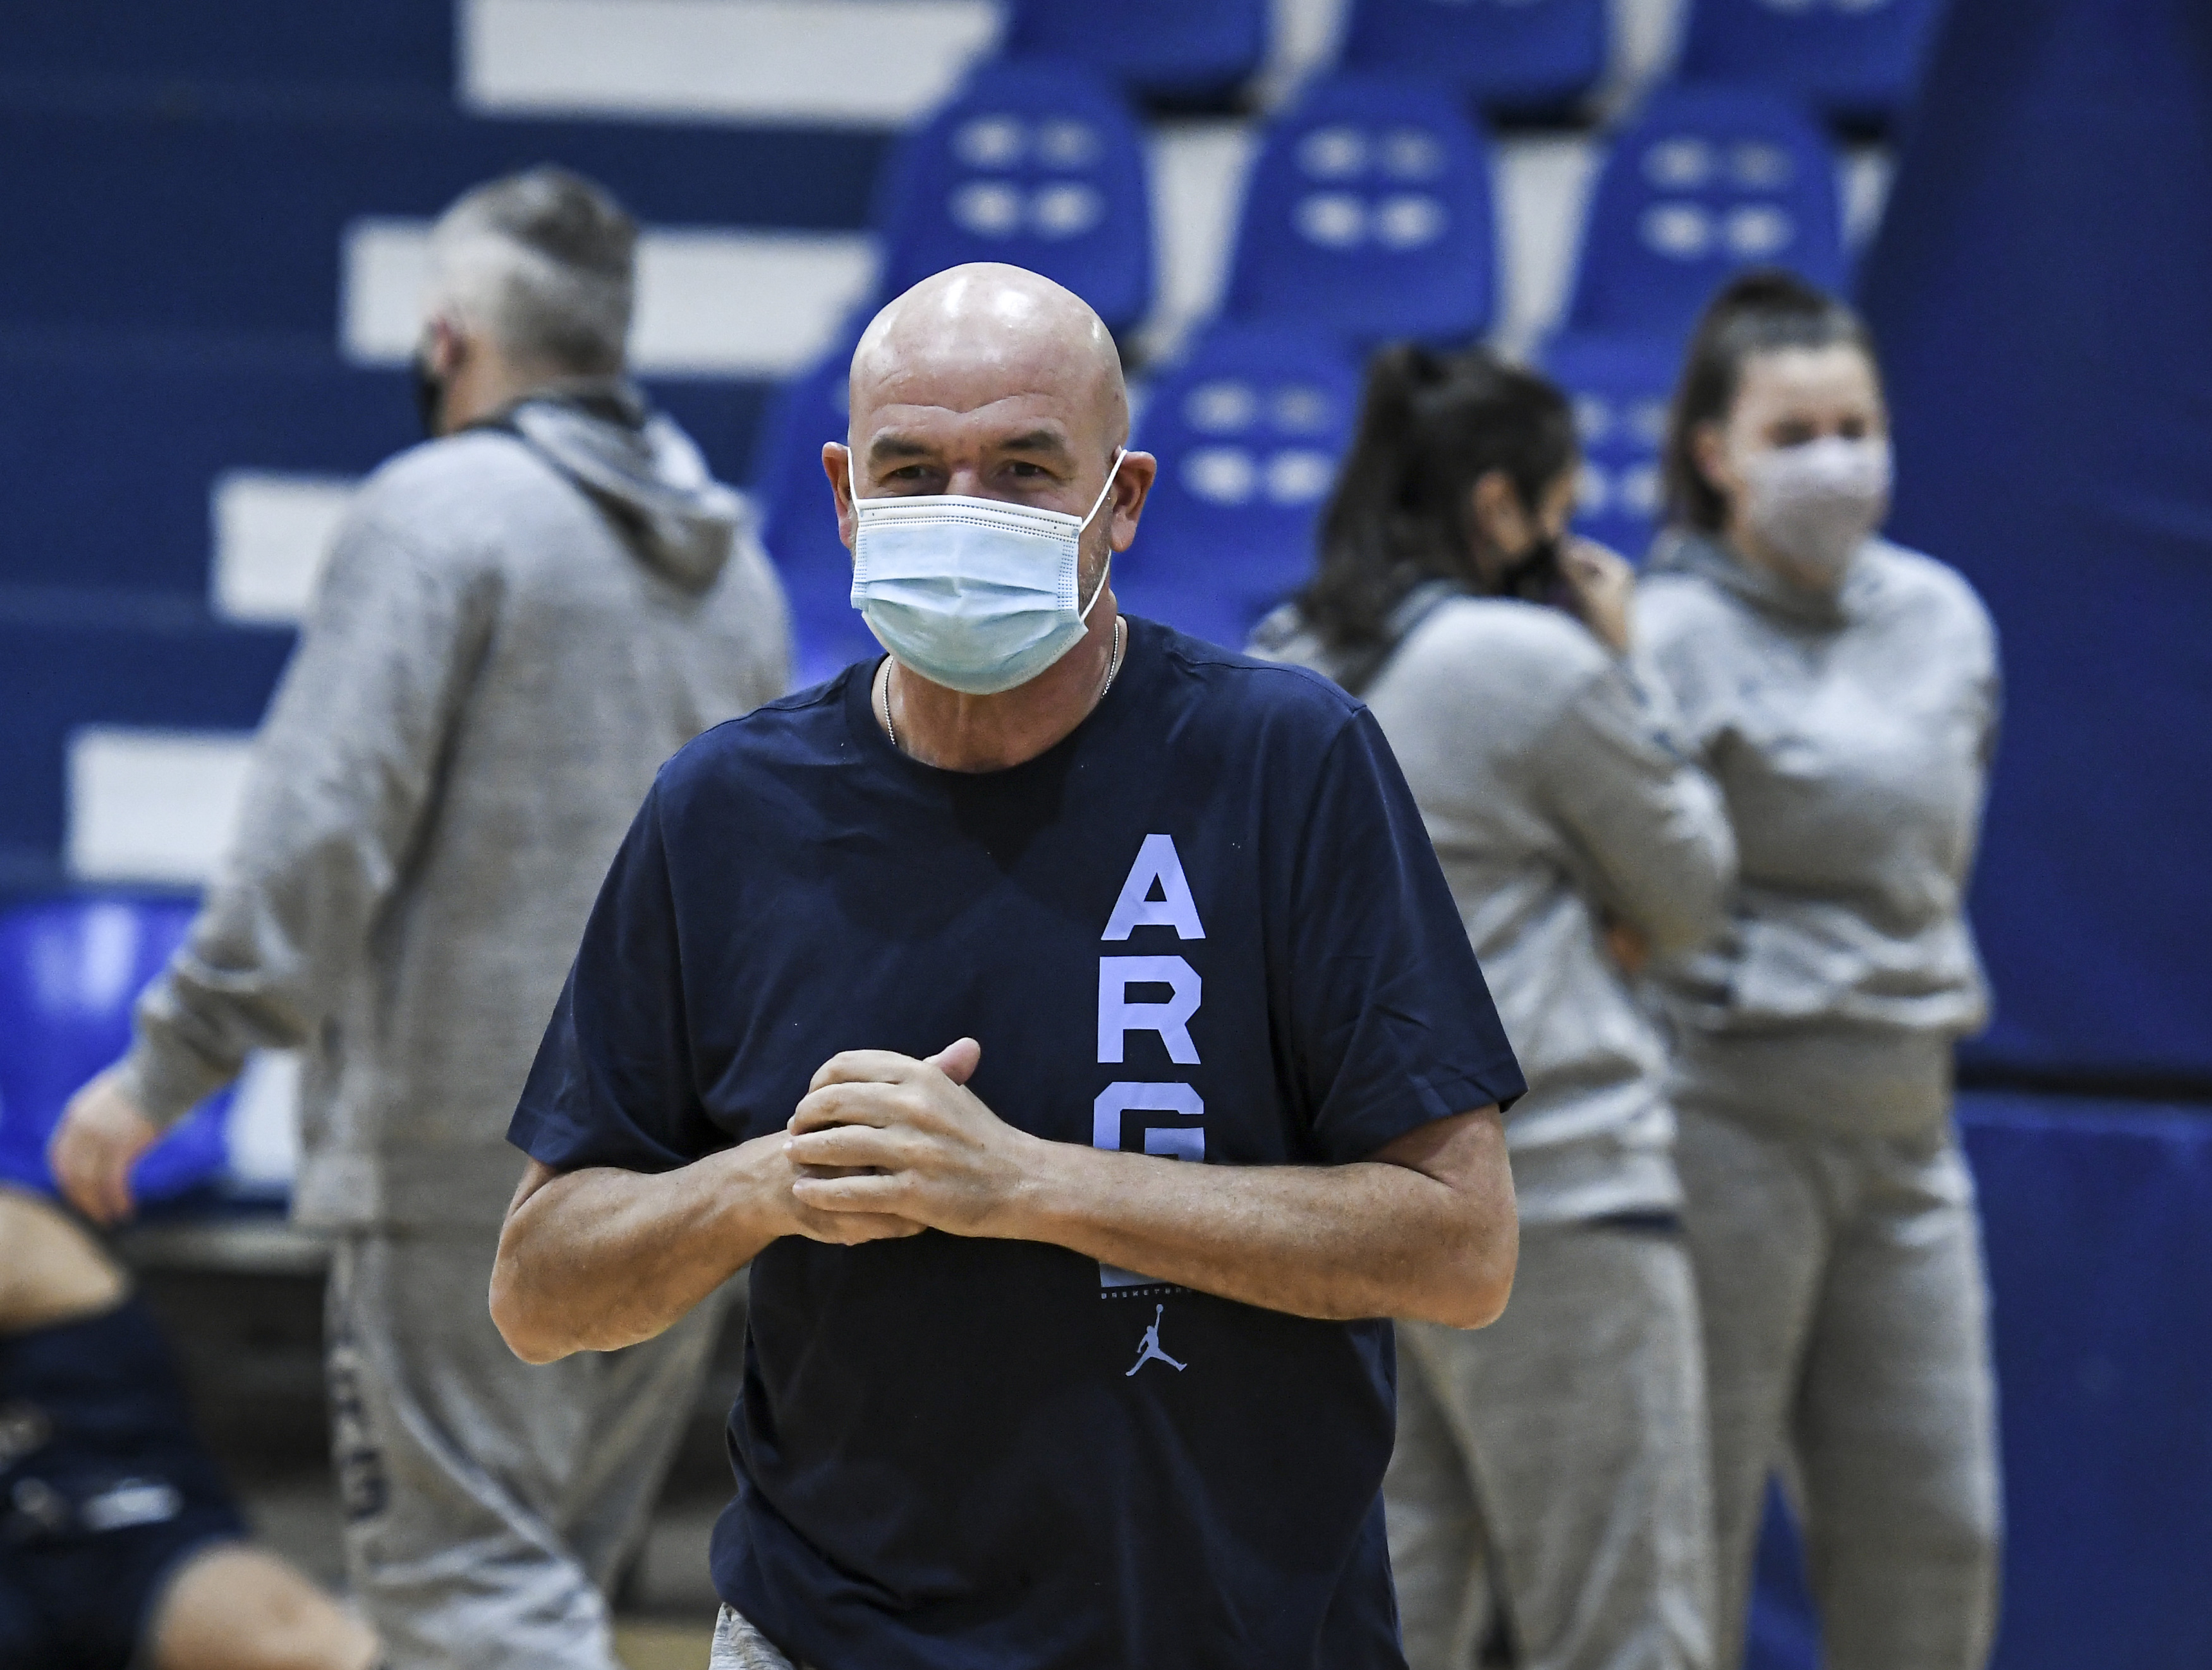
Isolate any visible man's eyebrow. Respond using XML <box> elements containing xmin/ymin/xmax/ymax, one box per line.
<box><xmin>866</xmin><ymin>434</ymin><xmax>936</xmax><ymax>462</ymax></box>
<box><xmin>996</xmin><ymin>429</ymin><xmax>1073</xmax><ymax>457</ymax></box>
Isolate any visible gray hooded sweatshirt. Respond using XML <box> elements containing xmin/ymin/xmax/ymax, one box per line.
<box><xmin>1634</xmin><ymin>530</ymin><xmax>2000</xmax><ymax>1138</ymax></box>
<box><xmin>116</xmin><ymin>387</ymin><xmax>792</xmax><ymax>1230</ymax></box>
<box><xmin>1256</xmin><ymin>597</ymin><xmax>1735</xmax><ymax>1223</ymax></box>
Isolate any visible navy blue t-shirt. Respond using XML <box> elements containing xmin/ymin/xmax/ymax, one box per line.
<box><xmin>509</xmin><ymin>619</ymin><xmax>1523</xmax><ymax>1670</ymax></box>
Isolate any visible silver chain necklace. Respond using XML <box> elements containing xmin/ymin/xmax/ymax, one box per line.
<box><xmin>881</xmin><ymin>614</ymin><xmax>1126</xmax><ymax>757</ymax></box>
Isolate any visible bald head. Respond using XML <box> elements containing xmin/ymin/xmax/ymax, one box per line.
<box><xmin>850</xmin><ymin>264</ymin><xmax>1127</xmax><ymax>467</ymax></box>
<box><xmin>825</xmin><ymin>264</ymin><xmax>1156</xmax><ymax>600</ymax></box>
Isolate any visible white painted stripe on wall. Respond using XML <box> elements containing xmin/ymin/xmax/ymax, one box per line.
<box><xmin>212</xmin><ymin>472</ymin><xmax>357</xmax><ymax>625</ymax></box>
<box><xmin>341</xmin><ymin>218</ymin><xmax>878</xmax><ymax>375</ymax></box>
<box><xmin>460</xmin><ymin>0</ymin><xmax>1001</xmax><ymax>126</ymax></box>
<box><xmin>68</xmin><ymin>729</ymin><xmax>257</xmax><ymax>886</ymax></box>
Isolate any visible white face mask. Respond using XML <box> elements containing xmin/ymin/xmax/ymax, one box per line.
<box><xmin>1736</xmin><ymin>435</ymin><xmax>1893</xmax><ymax>585</ymax></box>
<box><xmin>849</xmin><ymin>449</ymin><xmax>1123</xmax><ymax>696</ymax></box>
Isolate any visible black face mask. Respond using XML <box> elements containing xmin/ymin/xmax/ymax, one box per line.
<box><xmin>1495</xmin><ymin>533</ymin><xmax>1569</xmax><ymax>610</ymax></box>
<box><xmin>411</xmin><ymin>348</ymin><xmax>447</xmax><ymax>439</ymax></box>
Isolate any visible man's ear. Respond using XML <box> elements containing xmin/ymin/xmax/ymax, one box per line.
<box><xmin>823</xmin><ymin>443</ymin><xmax>858</xmax><ymax>554</ymax></box>
<box><xmin>425</xmin><ymin>315</ymin><xmax>466</xmax><ymax>379</ymax></box>
<box><xmin>1107</xmin><ymin>450</ymin><xmax>1158</xmax><ymax>552</ymax></box>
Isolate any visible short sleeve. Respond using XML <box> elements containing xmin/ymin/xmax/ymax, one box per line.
<box><xmin>507</xmin><ymin>784</ymin><xmax>725</xmax><ymax>1174</ymax></box>
<box><xmin>1287</xmin><ymin>710</ymin><xmax>1526</xmax><ymax>1163</ymax></box>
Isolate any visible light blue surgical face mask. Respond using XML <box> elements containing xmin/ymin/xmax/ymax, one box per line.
<box><xmin>849</xmin><ymin>449</ymin><xmax>1124</xmax><ymax>696</ymax></box>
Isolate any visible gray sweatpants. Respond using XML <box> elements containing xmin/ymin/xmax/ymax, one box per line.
<box><xmin>1674</xmin><ymin>1108</ymin><xmax>2001</xmax><ymax>1670</ymax></box>
<box><xmin>1386</xmin><ymin>1222</ymin><xmax>1715</xmax><ymax>1670</ymax></box>
<box><xmin>325</xmin><ymin>1229</ymin><xmax>726</xmax><ymax>1670</ymax></box>
<box><xmin>709</xmin><ymin>1606</ymin><xmax>813</xmax><ymax>1669</ymax></box>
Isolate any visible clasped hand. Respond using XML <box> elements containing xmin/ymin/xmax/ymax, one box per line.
<box><xmin>779</xmin><ymin>1037</ymin><xmax>1035</xmax><ymax>1245</ymax></box>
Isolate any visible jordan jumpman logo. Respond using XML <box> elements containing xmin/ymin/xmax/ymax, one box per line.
<box><xmin>1126</xmin><ymin>1303</ymin><xmax>1186</xmax><ymax>1376</ymax></box>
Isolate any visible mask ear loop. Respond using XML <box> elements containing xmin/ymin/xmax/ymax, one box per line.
<box><xmin>1076</xmin><ymin>448</ymin><xmax>1126</xmax><ymax>624</ymax></box>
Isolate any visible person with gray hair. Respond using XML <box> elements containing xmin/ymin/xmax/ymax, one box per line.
<box><xmin>49</xmin><ymin>166</ymin><xmax>793</xmax><ymax>1669</ymax></box>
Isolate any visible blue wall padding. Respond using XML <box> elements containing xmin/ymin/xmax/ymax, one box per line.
<box><xmin>0</xmin><ymin>103</ymin><xmax>889</xmax><ymax>340</ymax></box>
<box><xmin>1859</xmin><ymin>0</ymin><xmax>2212</xmax><ymax>1079</ymax></box>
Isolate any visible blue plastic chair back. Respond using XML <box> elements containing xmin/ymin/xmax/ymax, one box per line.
<box><xmin>1565</xmin><ymin>85</ymin><xmax>1845</xmax><ymax>341</ymax></box>
<box><xmin>1338</xmin><ymin>0</ymin><xmax>1608</xmax><ymax>113</ymax></box>
<box><xmin>0</xmin><ymin>898</ymin><xmax>233</xmax><ymax>1203</ymax></box>
<box><xmin>874</xmin><ymin>59</ymin><xmax>1153</xmax><ymax>335</ymax></box>
<box><xmin>1541</xmin><ymin>331</ymin><xmax>1682</xmax><ymax>563</ymax></box>
<box><xmin>1223</xmin><ymin>75</ymin><xmax>1495</xmax><ymax>348</ymax></box>
<box><xmin>1679</xmin><ymin>0</ymin><xmax>1947</xmax><ymax>130</ymax></box>
<box><xmin>750</xmin><ymin>331</ymin><xmax>880</xmax><ymax>689</ymax></box>
<box><xmin>1117</xmin><ymin>324</ymin><xmax>1363</xmax><ymax>650</ymax></box>
<box><xmin>1002</xmin><ymin>0</ymin><xmax>1267</xmax><ymax>102</ymax></box>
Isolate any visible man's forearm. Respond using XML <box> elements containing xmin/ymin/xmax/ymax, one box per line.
<box><xmin>490</xmin><ymin>1142</ymin><xmax>780</xmax><ymax>1362</ymax></box>
<box><xmin>997</xmin><ymin>1126</ymin><xmax>1516</xmax><ymax>1329</ymax></box>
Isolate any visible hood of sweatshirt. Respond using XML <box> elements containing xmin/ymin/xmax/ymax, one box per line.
<box><xmin>1645</xmin><ymin>526</ymin><xmax>1865</xmax><ymax>631</ymax></box>
<box><xmin>500</xmin><ymin>382</ymin><xmax>742</xmax><ymax>593</ymax></box>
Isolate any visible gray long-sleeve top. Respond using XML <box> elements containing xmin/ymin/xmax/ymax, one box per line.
<box><xmin>1263</xmin><ymin>599</ymin><xmax>1735</xmax><ymax>1223</ymax></box>
<box><xmin>115</xmin><ymin>393</ymin><xmax>791</xmax><ymax>1229</ymax></box>
<box><xmin>1634</xmin><ymin>530</ymin><xmax>2000</xmax><ymax>1137</ymax></box>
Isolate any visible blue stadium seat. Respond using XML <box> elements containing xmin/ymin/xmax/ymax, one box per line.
<box><xmin>0</xmin><ymin>0</ymin><xmax>453</xmax><ymax>101</ymax></box>
<box><xmin>1115</xmin><ymin>324</ymin><xmax>1361</xmax><ymax>650</ymax></box>
<box><xmin>750</xmin><ymin>333</ymin><xmax>879</xmax><ymax>689</ymax></box>
<box><xmin>0</xmin><ymin>102</ymin><xmax>887</xmax><ymax>339</ymax></box>
<box><xmin>0</xmin><ymin>619</ymin><xmax>293</xmax><ymax>889</ymax></box>
<box><xmin>1563</xmin><ymin>85</ymin><xmax>1845</xmax><ymax>343</ymax></box>
<box><xmin>1540</xmin><ymin>331</ymin><xmax>1680</xmax><ymax>563</ymax></box>
<box><xmin>1337</xmin><ymin>0</ymin><xmax>1609</xmax><ymax>117</ymax></box>
<box><xmin>1677</xmin><ymin>0</ymin><xmax>1947</xmax><ymax>132</ymax></box>
<box><xmin>0</xmin><ymin>896</ymin><xmax>234</xmax><ymax>1205</ymax></box>
<box><xmin>1002</xmin><ymin>0</ymin><xmax>1267</xmax><ymax>104</ymax></box>
<box><xmin>873</xmin><ymin>59</ymin><xmax>1153</xmax><ymax>337</ymax></box>
<box><xmin>1221</xmin><ymin>75</ymin><xmax>1496</xmax><ymax>349</ymax></box>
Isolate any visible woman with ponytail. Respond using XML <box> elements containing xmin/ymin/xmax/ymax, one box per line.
<box><xmin>1639</xmin><ymin>270</ymin><xmax>2002</xmax><ymax>1670</ymax></box>
<box><xmin>1255</xmin><ymin>345</ymin><xmax>1735</xmax><ymax>1670</ymax></box>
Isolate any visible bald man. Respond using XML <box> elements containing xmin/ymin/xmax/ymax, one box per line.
<box><xmin>491</xmin><ymin>264</ymin><xmax>1526</xmax><ymax>1670</ymax></box>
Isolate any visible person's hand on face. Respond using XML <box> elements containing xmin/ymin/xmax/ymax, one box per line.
<box><xmin>48</xmin><ymin>1070</ymin><xmax>160</xmax><ymax>1226</ymax></box>
<box><xmin>784</xmin><ymin>1039</ymin><xmax>1032</xmax><ymax>1240</ymax></box>
<box><xmin>1560</xmin><ymin>538</ymin><xmax>1636</xmax><ymax>655</ymax></box>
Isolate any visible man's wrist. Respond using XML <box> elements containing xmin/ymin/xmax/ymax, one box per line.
<box><xmin>712</xmin><ymin>1134</ymin><xmax>798</xmax><ymax>1245</ymax></box>
<box><xmin>988</xmin><ymin>1131</ymin><xmax>1089</xmax><ymax>1244</ymax></box>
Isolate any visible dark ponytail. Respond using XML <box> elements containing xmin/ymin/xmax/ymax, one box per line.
<box><xmin>1662</xmin><ymin>268</ymin><xmax>1880</xmax><ymax>533</ymax></box>
<box><xmin>1297</xmin><ymin>344</ymin><xmax>1579</xmax><ymax>655</ymax></box>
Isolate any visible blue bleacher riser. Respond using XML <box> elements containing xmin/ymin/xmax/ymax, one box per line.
<box><xmin>1563</xmin><ymin>83</ymin><xmax>1847</xmax><ymax>343</ymax></box>
<box><xmin>1221</xmin><ymin>74</ymin><xmax>1496</xmax><ymax>349</ymax></box>
<box><xmin>1002</xmin><ymin>0</ymin><xmax>1268</xmax><ymax>105</ymax></box>
<box><xmin>0</xmin><ymin>339</ymin><xmax>774</xmax><ymax>600</ymax></box>
<box><xmin>0</xmin><ymin>0</ymin><xmax>453</xmax><ymax>101</ymax></box>
<box><xmin>0</xmin><ymin>102</ymin><xmax>889</xmax><ymax>339</ymax></box>
<box><xmin>1337</xmin><ymin>0</ymin><xmax>1609</xmax><ymax>118</ymax></box>
<box><xmin>1677</xmin><ymin>0</ymin><xmax>1949</xmax><ymax>133</ymax></box>
<box><xmin>0</xmin><ymin>618</ymin><xmax>295</xmax><ymax>889</ymax></box>
<box><xmin>872</xmin><ymin>58</ymin><xmax>1154</xmax><ymax>338</ymax></box>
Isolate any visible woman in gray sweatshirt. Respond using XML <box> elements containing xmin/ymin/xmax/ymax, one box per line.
<box><xmin>1253</xmin><ymin>347</ymin><xmax>1735</xmax><ymax>1670</ymax></box>
<box><xmin>1636</xmin><ymin>272</ymin><xmax>2003</xmax><ymax>1670</ymax></box>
